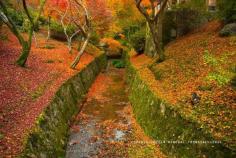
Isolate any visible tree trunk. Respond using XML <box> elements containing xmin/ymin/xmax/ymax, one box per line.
<box><xmin>148</xmin><ymin>11</ymin><xmax>165</xmax><ymax>62</ymax></box>
<box><xmin>70</xmin><ymin>34</ymin><xmax>90</xmax><ymax>69</ymax></box>
<box><xmin>16</xmin><ymin>28</ymin><xmax>33</xmax><ymax>67</ymax></box>
<box><xmin>16</xmin><ymin>42</ymin><xmax>31</xmax><ymax>66</ymax></box>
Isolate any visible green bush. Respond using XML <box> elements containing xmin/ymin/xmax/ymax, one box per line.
<box><xmin>7</xmin><ymin>8</ymin><xmax>24</xmax><ymax>27</ymax></box>
<box><xmin>130</xmin><ymin>27</ymin><xmax>146</xmax><ymax>54</ymax></box>
<box><xmin>217</xmin><ymin>0</ymin><xmax>236</xmax><ymax>23</ymax></box>
<box><xmin>112</xmin><ymin>59</ymin><xmax>125</xmax><ymax>68</ymax></box>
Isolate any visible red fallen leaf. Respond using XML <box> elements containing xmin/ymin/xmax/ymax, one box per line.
<box><xmin>0</xmin><ymin>27</ymin><xmax>97</xmax><ymax>157</ymax></box>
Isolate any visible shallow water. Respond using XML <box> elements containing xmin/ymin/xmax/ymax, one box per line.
<box><xmin>66</xmin><ymin>63</ymin><xmax>130</xmax><ymax>157</ymax></box>
<box><xmin>66</xmin><ymin>62</ymin><xmax>165</xmax><ymax>158</ymax></box>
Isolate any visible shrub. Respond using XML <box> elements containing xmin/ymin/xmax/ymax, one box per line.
<box><xmin>130</xmin><ymin>27</ymin><xmax>146</xmax><ymax>54</ymax></box>
<box><xmin>217</xmin><ymin>0</ymin><xmax>236</xmax><ymax>23</ymax></box>
<box><xmin>112</xmin><ymin>59</ymin><xmax>125</xmax><ymax>68</ymax></box>
<box><xmin>7</xmin><ymin>8</ymin><xmax>24</xmax><ymax>27</ymax></box>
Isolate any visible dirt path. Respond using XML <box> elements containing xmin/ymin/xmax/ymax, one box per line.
<box><xmin>66</xmin><ymin>62</ymin><xmax>166</xmax><ymax>158</ymax></box>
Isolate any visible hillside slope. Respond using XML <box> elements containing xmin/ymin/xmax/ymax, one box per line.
<box><xmin>131</xmin><ymin>21</ymin><xmax>236</xmax><ymax>150</ymax></box>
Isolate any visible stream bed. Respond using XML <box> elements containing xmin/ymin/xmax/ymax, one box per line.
<box><xmin>66</xmin><ymin>62</ymin><xmax>166</xmax><ymax>158</ymax></box>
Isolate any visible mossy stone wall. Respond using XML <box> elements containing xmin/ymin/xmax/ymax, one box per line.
<box><xmin>125</xmin><ymin>52</ymin><xmax>235</xmax><ymax>158</ymax></box>
<box><xmin>21</xmin><ymin>53</ymin><xmax>107</xmax><ymax>158</ymax></box>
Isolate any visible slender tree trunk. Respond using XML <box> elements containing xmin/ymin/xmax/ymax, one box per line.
<box><xmin>70</xmin><ymin>34</ymin><xmax>90</xmax><ymax>69</ymax></box>
<box><xmin>16</xmin><ymin>28</ymin><xmax>33</xmax><ymax>66</ymax></box>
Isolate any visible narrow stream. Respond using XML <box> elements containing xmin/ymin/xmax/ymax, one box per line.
<box><xmin>66</xmin><ymin>61</ymin><xmax>165</xmax><ymax>158</ymax></box>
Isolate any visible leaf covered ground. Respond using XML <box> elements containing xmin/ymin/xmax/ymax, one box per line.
<box><xmin>0</xmin><ymin>27</ymin><xmax>101</xmax><ymax>157</ymax></box>
<box><xmin>130</xmin><ymin>21</ymin><xmax>236</xmax><ymax>150</ymax></box>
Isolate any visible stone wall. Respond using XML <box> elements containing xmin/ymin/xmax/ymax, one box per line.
<box><xmin>125</xmin><ymin>52</ymin><xmax>235</xmax><ymax>158</ymax></box>
<box><xmin>21</xmin><ymin>53</ymin><xmax>107</xmax><ymax>158</ymax></box>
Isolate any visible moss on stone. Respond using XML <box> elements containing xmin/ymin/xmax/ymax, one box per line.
<box><xmin>125</xmin><ymin>52</ymin><xmax>235</xmax><ymax>158</ymax></box>
<box><xmin>21</xmin><ymin>53</ymin><xmax>107</xmax><ymax>157</ymax></box>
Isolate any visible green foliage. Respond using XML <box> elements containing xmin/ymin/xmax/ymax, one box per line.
<box><xmin>7</xmin><ymin>8</ymin><xmax>24</xmax><ymax>26</ymax></box>
<box><xmin>163</xmin><ymin>1</ymin><xmax>211</xmax><ymax>45</ymax></box>
<box><xmin>217</xmin><ymin>0</ymin><xmax>236</xmax><ymax>23</ymax></box>
<box><xmin>112</xmin><ymin>59</ymin><xmax>125</xmax><ymax>68</ymax></box>
<box><xmin>203</xmin><ymin>51</ymin><xmax>235</xmax><ymax>86</ymax></box>
<box><xmin>206</xmin><ymin>72</ymin><xmax>231</xmax><ymax>86</ymax></box>
<box><xmin>130</xmin><ymin>27</ymin><xmax>146</xmax><ymax>54</ymax></box>
<box><xmin>203</xmin><ymin>50</ymin><xmax>218</xmax><ymax>66</ymax></box>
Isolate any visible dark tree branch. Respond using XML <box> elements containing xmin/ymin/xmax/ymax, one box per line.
<box><xmin>22</xmin><ymin>0</ymin><xmax>34</xmax><ymax>24</ymax></box>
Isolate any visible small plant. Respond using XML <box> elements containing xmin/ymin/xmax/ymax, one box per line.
<box><xmin>203</xmin><ymin>50</ymin><xmax>218</xmax><ymax>66</ymax></box>
<box><xmin>112</xmin><ymin>59</ymin><xmax>125</xmax><ymax>68</ymax></box>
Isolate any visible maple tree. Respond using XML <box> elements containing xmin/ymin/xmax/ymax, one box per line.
<box><xmin>86</xmin><ymin>0</ymin><xmax>112</xmax><ymax>37</ymax></box>
<box><xmin>135</xmin><ymin>0</ymin><xmax>168</xmax><ymax>62</ymax></box>
<box><xmin>0</xmin><ymin>0</ymin><xmax>46</xmax><ymax>67</ymax></box>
